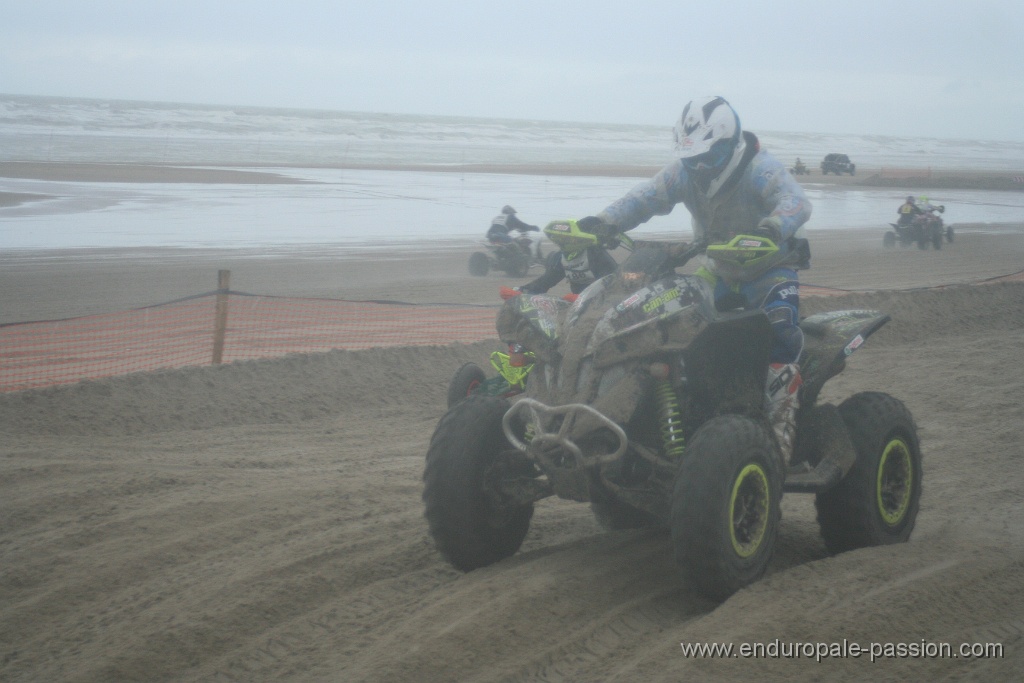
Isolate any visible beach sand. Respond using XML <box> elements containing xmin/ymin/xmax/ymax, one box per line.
<box><xmin>2</xmin><ymin>162</ymin><xmax>1024</xmax><ymax>682</ymax></box>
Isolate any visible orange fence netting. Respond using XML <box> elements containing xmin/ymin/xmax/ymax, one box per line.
<box><xmin>4</xmin><ymin>269</ymin><xmax>1023</xmax><ymax>393</ymax></box>
<box><xmin>0</xmin><ymin>293</ymin><xmax>499</xmax><ymax>393</ymax></box>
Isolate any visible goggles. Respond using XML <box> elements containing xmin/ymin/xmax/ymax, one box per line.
<box><xmin>682</xmin><ymin>139</ymin><xmax>734</xmax><ymax>174</ymax></box>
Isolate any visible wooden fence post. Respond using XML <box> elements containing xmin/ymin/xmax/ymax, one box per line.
<box><xmin>212</xmin><ymin>269</ymin><xmax>230</xmax><ymax>364</ymax></box>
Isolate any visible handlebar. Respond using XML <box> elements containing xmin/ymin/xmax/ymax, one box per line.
<box><xmin>667</xmin><ymin>241</ymin><xmax>708</xmax><ymax>269</ymax></box>
<box><xmin>618</xmin><ymin>240</ymin><xmax>707</xmax><ymax>279</ymax></box>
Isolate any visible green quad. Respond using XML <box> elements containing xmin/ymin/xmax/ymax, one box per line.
<box><xmin>426</xmin><ymin>237</ymin><xmax>921</xmax><ymax>601</ymax></box>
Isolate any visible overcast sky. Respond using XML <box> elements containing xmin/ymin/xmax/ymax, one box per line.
<box><xmin>2</xmin><ymin>1</ymin><xmax>1022</xmax><ymax>141</ymax></box>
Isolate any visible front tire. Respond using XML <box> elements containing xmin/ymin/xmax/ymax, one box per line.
<box><xmin>946</xmin><ymin>226</ymin><xmax>955</xmax><ymax>243</ymax></box>
<box><xmin>446</xmin><ymin>362</ymin><xmax>487</xmax><ymax>408</ymax></box>
<box><xmin>670</xmin><ymin>415</ymin><xmax>782</xmax><ymax>602</ymax></box>
<box><xmin>815</xmin><ymin>392</ymin><xmax>922</xmax><ymax>554</ymax></box>
<box><xmin>423</xmin><ymin>395</ymin><xmax>534</xmax><ymax>571</ymax></box>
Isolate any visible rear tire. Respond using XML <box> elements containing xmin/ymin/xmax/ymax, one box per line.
<box><xmin>424</xmin><ymin>395</ymin><xmax>534</xmax><ymax>571</ymax></box>
<box><xmin>671</xmin><ymin>415</ymin><xmax>781</xmax><ymax>602</ymax></box>
<box><xmin>932</xmin><ymin>229</ymin><xmax>943</xmax><ymax>250</ymax></box>
<box><xmin>469</xmin><ymin>252</ymin><xmax>490</xmax><ymax>276</ymax></box>
<box><xmin>504</xmin><ymin>252</ymin><xmax>530</xmax><ymax>278</ymax></box>
<box><xmin>447</xmin><ymin>362</ymin><xmax>487</xmax><ymax>408</ymax></box>
<box><xmin>815</xmin><ymin>392</ymin><xmax>922</xmax><ymax>554</ymax></box>
<box><xmin>946</xmin><ymin>226</ymin><xmax>955</xmax><ymax>243</ymax></box>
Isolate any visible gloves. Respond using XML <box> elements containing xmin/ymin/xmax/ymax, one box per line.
<box><xmin>753</xmin><ymin>216</ymin><xmax>783</xmax><ymax>243</ymax></box>
<box><xmin>576</xmin><ymin>216</ymin><xmax>617</xmax><ymax>245</ymax></box>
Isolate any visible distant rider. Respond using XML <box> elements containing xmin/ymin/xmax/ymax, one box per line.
<box><xmin>515</xmin><ymin>220</ymin><xmax>620</xmax><ymax>296</ymax></box>
<box><xmin>487</xmin><ymin>205</ymin><xmax>541</xmax><ymax>257</ymax></box>
<box><xmin>573</xmin><ymin>95</ymin><xmax>813</xmax><ymax>464</ymax></box>
<box><xmin>897</xmin><ymin>196</ymin><xmax>922</xmax><ymax>226</ymax></box>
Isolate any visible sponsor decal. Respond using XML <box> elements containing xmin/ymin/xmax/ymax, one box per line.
<box><xmin>778</xmin><ymin>196</ymin><xmax>801</xmax><ymax>215</ymax></box>
<box><xmin>768</xmin><ymin>364</ymin><xmax>797</xmax><ymax>396</ymax></box>
<box><xmin>642</xmin><ymin>287</ymin><xmax>680</xmax><ymax>313</ymax></box>
<box><xmin>777</xmin><ymin>285</ymin><xmax>798</xmax><ymax>299</ymax></box>
<box><xmin>738</xmin><ymin>239</ymin><xmax>764</xmax><ymax>247</ymax></box>
<box><xmin>616</xmin><ymin>291</ymin><xmax>645</xmax><ymax>312</ymax></box>
<box><xmin>843</xmin><ymin>334</ymin><xmax>865</xmax><ymax>356</ymax></box>
<box><xmin>531</xmin><ymin>296</ymin><xmax>560</xmax><ymax>316</ymax></box>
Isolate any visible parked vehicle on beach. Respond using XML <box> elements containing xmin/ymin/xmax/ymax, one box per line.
<box><xmin>425</xmin><ymin>234</ymin><xmax>922</xmax><ymax>601</ymax></box>
<box><xmin>821</xmin><ymin>153</ymin><xmax>856</xmax><ymax>175</ymax></box>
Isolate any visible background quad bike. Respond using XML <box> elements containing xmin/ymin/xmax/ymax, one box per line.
<box><xmin>884</xmin><ymin>219</ymin><xmax>954</xmax><ymax>250</ymax></box>
<box><xmin>468</xmin><ymin>237</ymin><xmax>543</xmax><ymax>277</ymax></box>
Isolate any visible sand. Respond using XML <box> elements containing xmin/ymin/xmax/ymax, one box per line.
<box><xmin>2</xmin><ymin>163</ymin><xmax>1024</xmax><ymax>682</ymax></box>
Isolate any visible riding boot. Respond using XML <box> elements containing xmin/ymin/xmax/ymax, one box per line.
<box><xmin>766</xmin><ymin>362</ymin><xmax>802</xmax><ymax>466</ymax></box>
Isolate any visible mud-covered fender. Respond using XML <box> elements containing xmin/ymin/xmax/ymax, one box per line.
<box><xmin>496</xmin><ymin>293</ymin><xmax>571</xmax><ymax>364</ymax></box>
<box><xmin>798</xmin><ymin>310</ymin><xmax>890</xmax><ymax>405</ymax></box>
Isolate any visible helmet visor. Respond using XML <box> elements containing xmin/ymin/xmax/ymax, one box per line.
<box><xmin>682</xmin><ymin>138</ymin><xmax>734</xmax><ymax>175</ymax></box>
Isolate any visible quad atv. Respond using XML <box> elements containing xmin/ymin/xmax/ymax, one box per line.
<box><xmin>884</xmin><ymin>205</ymin><xmax>953</xmax><ymax>250</ymax></box>
<box><xmin>468</xmin><ymin>231</ymin><xmax>544</xmax><ymax>277</ymax></box>
<box><xmin>425</xmin><ymin>231</ymin><xmax>922</xmax><ymax>602</ymax></box>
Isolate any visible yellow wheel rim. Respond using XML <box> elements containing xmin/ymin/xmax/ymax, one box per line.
<box><xmin>877</xmin><ymin>438</ymin><xmax>913</xmax><ymax>526</ymax></box>
<box><xmin>730</xmin><ymin>463</ymin><xmax>770</xmax><ymax>558</ymax></box>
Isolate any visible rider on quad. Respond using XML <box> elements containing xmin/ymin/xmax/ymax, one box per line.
<box><xmin>574</xmin><ymin>95</ymin><xmax>813</xmax><ymax>464</ymax></box>
<box><xmin>897</xmin><ymin>195</ymin><xmax>922</xmax><ymax>227</ymax></box>
<box><xmin>511</xmin><ymin>220</ymin><xmax>622</xmax><ymax>298</ymax></box>
<box><xmin>487</xmin><ymin>205</ymin><xmax>541</xmax><ymax>258</ymax></box>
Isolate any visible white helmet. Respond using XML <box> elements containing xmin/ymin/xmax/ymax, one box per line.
<box><xmin>673</xmin><ymin>96</ymin><xmax>746</xmax><ymax>197</ymax></box>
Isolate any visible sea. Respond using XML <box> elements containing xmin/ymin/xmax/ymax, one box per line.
<box><xmin>2</xmin><ymin>94</ymin><xmax>1023</xmax><ymax>251</ymax></box>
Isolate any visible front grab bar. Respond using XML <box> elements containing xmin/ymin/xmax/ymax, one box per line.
<box><xmin>502</xmin><ymin>398</ymin><xmax>628</xmax><ymax>465</ymax></box>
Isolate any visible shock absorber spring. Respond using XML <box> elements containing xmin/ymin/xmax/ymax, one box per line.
<box><xmin>655</xmin><ymin>380</ymin><xmax>685</xmax><ymax>458</ymax></box>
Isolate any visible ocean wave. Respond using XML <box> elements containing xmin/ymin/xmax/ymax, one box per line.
<box><xmin>3</xmin><ymin>94</ymin><xmax>1024</xmax><ymax>170</ymax></box>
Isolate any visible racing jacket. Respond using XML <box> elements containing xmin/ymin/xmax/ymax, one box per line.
<box><xmin>488</xmin><ymin>213</ymin><xmax>539</xmax><ymax>241</ymax></box>
<box><xmin>521</xmin><ymin>246</ymin><xmax>618</xmax><ymax>295</ymax></box>
<box><xmin>897</xmin><ymin>202</ymin><xmax>922</xmax><ymax>225</ymax></box>
<box><xmin>596</xmin><ymin>132</ymin><xmax>812</xmax><ymax>281</ymax></box>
